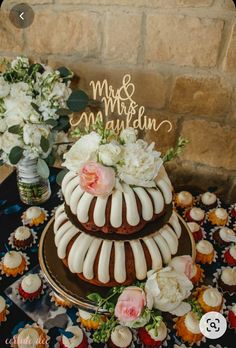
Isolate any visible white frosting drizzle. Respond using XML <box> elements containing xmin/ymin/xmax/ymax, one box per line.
<box><xmin>143</xmin><ymin>237</ymin><xmax>162</xmax><ymax>271</ymax></box>
<box><xmin>158</xmin><ymin>165</ymin><xmax>173</xmax><ymax>188</ymax></box>
<box><xmin>3</xmin><ymin>251</ymin><xmax>22</xmax><ymax>269</ymax></box>
<box><xmin>72</xmin><ymin>233</ymin><xmax>94</xmax><ymax>273</ymax></box>
<box><xmin>201</xmin><ymin>192</ymin><xmax>216</xmax><ymax>205</ymax></box>
<box><xmin>94</xmin><ymin>196</ymin><xmax>108</xmax><ymax>227</ymax></box>
<box><xmin>169</xmin><ymin>212</ymin><xmax>182</xmax><ymax>238</ymax></box>
<box><xmin>130</xmin><ymin>240</ymin><xmax>147</xmax><ymax>280</ymax></box>
<box><xmin>55</xmin><ymin>204</ymin><xmax>64</xmax><ymax>218</ymax></box>
<box><xmin>54</xmin><ymin>210</ymin><xmax>67</xmax><ymax>234</ymax></box>
<box><xmin>70</xmin><ymin>185</ymin><xmax>84</xmax><ymax>215</ymax></box>
<box><xmin>187</xmin><ymin>222</ymin><xmax>200</xmax><ymax>233</ymax></box>
<box><xmin>184</xmin><ymin>312</ymin><xmax>201</xmax><ymax>334</ymax></box>
<box><xmin>203</xmin><ymin>288</ymin><xmax>222</xmax><ymax>307</ymax></box>
<box><xmin>133</xmin><ymin>187</ymin><xmax>153</xmax><ymax>221</ymax></box>
<box><xmin>147</xmin><ymin>187</ymin><xmax>164</xmax><ymax>214</ymax></box>
<box><xmin>114</xmin><ymin>242</ymin><xmax>126</xmax><ymax>283</ymax></box>
<box><xmin>76</xmin><ymin>192</ymin><xmax>94</xmax><ymax>223</ymax></box>
<box><xmin>123</xmin><ymin>183</ymin><xmax>140</xmax><ymax>226</ymax></box>
<box><xmin>64</xmin><ymin>175</ymin><xmax>80</xmax><ymax>205</ymax></box>
<box><xmin>0</xmin><ymin>296</ymin><xmax>6</xmax><ymax>312</ymax></box>
<box><xmin>160</xmin><ymin>226</ymin><xmax>178</xmax><ymax>255</ymax></box>
<box><xmin>110</xmin><ymin>189</ymin><xmax>123</xmax><ymax>228</ymax></box>
<box><xmin>57</xmin><ymin>227</ymin><xmax>78</xmax><ymax>259</ymax></box>
<box><xmin>17</xmin><ymin>328</ymin><xmax>40</xmax><ymax>348</ymax></box>
<box><xmin>215</xmin><ymin>208</ymin><xmax>228</xmax><ymax>220</ymax></box>
<box><xmin>190</xmin><ymin>207</ymin><xmax>204</xmax><ymax>221</ymax></box>
<box><xmin>98</xmin><ymin>240</ymin><xmax>112</xmax><ymax>283</ymax></box>
<box><xmin>156</xmin><ymin>179</ymin><xmax>172</xmax><ymax>204</ymax></box>
<box><xmin>177</xmin><ymin>191</ymin><xmax>193</xmax><ymax>205</ymax></box>
<box><xmin>148</xmin><ymin>321</ymin><xmax>167</xmax><ymax>341</ymax></box>
<box><xmin>55</xmin><ymin>221</ymin><xmax>72</xmax><ymax>247</ymax></box>
<box><xmin>111</xmin><ymin>325</ymin><xmax>132</xmax><ymax>347</ymax></box>
<box><xmin>196</xmin><ymin>240</ymin><xmax>213</xmax><ymax>255</ymax></box>
<box><xmin>221</xmin><ymin>268</ymin><xmax>236</xmax><ymax>286</ymax></box>
<box><xmin>153</xmin><ymin>234</ymin><xmax>171</xmax><ymax>264</ymax></box>
<box><xmin>62</xmin><ymin>326</ymin><xmax>83</xmax><ymax>348</ymax></box>
<box><xmin>14</xmin><ymin>226</ymin><xmax>31</xmax><ymax>241</ymax></box>
<box><xmin>83</xmin><ymin>239</ymin><xmax>102</xmax><ymax>280</ymax></box>
<box><xmin>62</xmin><ymin>171</ymin><xmax>76</xmax><ymax>194</ymax></box>
<box><xmin>229</xmin><ymin>245</ymin><xmax>236</xmax><ymax>259</ymax></box>
<box><xmin>21</xmin><ymin>274</ymin><xmax>42</xmax><ymax>294</ymax></box>
<box><xmin>219</xmin><ymin>227</ymin><xmax>235</xmax><ymax>242</ymax></box>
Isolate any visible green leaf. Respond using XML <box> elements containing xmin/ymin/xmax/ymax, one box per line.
<box><xmin>9</xmin><ymin>146</ymin><xmax>23</xmax><ymax>165</ymax></box>
<box><xmin>31</xmin><ymin>102</ymin><xmax>40</xmax><ymax>114</ymax></box>
<box><xmin>37</xmin><ymin>158</ymin><xmax>50</xmax><ymax>179</ymax></box>
<box><xmin>8</xmin><ymin>125</ymin><xmax>22</xmax><ymax>134</ymax></box>
<box><xmin>56</xmin><ymin>168</ymin><xmax>69</xmax><ymax>186</ymax></box>
<box><xmin>45</xmin><ymin>153</ymin><xmax>55</xmax><ymax>167</ymax></box>
<box><xmin>57</xmin><ymin>67</ymin><xmax>73</xmax><ymax>81</ymax></box>
<box><xmin>28</xmin><ymin>63</ymin><xmax>45</xmax><ymax>76</ymax></box>
<box><xmin>87</xmin><ymin>293</ymin><xmax>103</xmax><ymax>304</ymax></box>
<box><xmin>45</xmin><ymin>119</ymin><xmax>58</xmax><ymax>127</ymax></box>
<box><xmin>40</xmin><ymin>136</ymin><xmax>50</xmax><ymax>153</ymax></box>
<box><xmin>53</xmin><ymin>116</ymin><xmax>69</xmax><ymax>132</ymax></box>
<box><xmin>67</xmin><ymin>90</ymin><xmax>89</xmax><ymax>112</ymax></box>
<box><xmin>56</xmin><ymin>108</ymin><xmax>73</xmax><ymax>116</ymax></box>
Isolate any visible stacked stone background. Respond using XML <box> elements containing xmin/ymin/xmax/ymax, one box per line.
<box><xmin>0</xmin><ymin>0</ymin><xmax>236</xmax><ymax>201</ymax></box>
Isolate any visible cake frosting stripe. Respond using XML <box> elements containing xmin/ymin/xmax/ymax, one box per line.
<box><xmin>98</xmin><ymin>240</ymin><xmax>113</xmax><ymax>283</ymax></box>
<box><xmin>111</xmin><ymin>189</ymin><xmax>123</xmax><ymax>228</ymax></box>
<box><xmin>155</xmin><ymin>178</ymin><xmax>172</xmax><ymax>204</ymax></box>
<box><xmin>143</xmin><ymin>237</ymin><xmax>162</xmax><ymax>270</ymax></box>
<box><xmin>147</xmin><ymin>188</ymin><xmax>164</xmax><ymax>214</ymax></box>
<box><xmin>133</xmin><ymin>187</ymin><xmax>153</xmax><ymax>221</ymax></box>
<box><xmin>160</xmin><ymin>225</ymin><xmax>178</xmax><ymax>254</ymax></box>
<box><xmin>93</xmin><ymin>196</ymin><xmax>109</xmax><ymax>227</ymax></box>
<box><xmin>70</xmin><ymin>185</ymin><xmax>84</xmax><ymax>215</ymax></box>
<box><xmin>114</xmin><ymin>242</ymin><xmax>126</xmax><ymax>283</ymax></box>
<box><xmin>169</xmin><ymin>212</ymin><xmax>182</xmax><ymax>238</ymax></box>
<box><xmin>62</xmin><ymin>171</ymin><xmax>76</xmax><ymax>193</ymax></box>
<box><xmin>58</xmin><ymin>227</ymin><xmax>78</xmax><ymax>259</ymax></box>
<box><xmin>130</xmin><ymin>239</ymin><xmax>147</xmax><ymax>280</ymax></box>
<box><xmin>55</xmin><ymin>221</ymin><xmax>72</xmax><ymax>247</ymax></box>
<box><xmin>64</xmin><ymin>175</ymin><xmax>80</xmax><ymax>205</ymax></box>
<box><xmin>77</xmin><ymin>192</ymin><xmax>94</xmax><ymax>223</ymax></box>
<box><xmin>83</xmin><ymin>239</ymin><xmax>102</xmax><ymax>280</ymax></box>
<box><xmin>123</xmin><ymin>183</ymin><xmax>140</xmax><ymax>226</ymax></box>
<box><xmin>153</xmin><ymin>234</ymin><xmax>171</xmax><ymax>264</ymax></box>
<box><xmin>73</xmin><ymin>233</ymin><xmax>94</xmax><ymax>274</ymax></box>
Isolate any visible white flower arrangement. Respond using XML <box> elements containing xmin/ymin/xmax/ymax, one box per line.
<box><xmin>0</xmin><ymin>57</ymin><xmax>90</xmax><ymax>178</ymax></box>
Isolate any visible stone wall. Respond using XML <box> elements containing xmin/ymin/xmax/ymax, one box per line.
<box><xmin>1</xmin><ymin>0</ymin><xmax>236</xmax><ymax>201</ymax></box>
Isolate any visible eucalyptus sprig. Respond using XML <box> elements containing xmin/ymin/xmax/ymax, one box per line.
<box><xmin>187</xmin><ymin>299</ymin><xmax>204</xmax><ymax>320</ymax></box>
<box><xmin>87</xmin><ymin>285</ymin><xmax>125</xmax><ymax>314</ymax></box>
<box><xmin>162</xmin><ymin>136</ymin><xmax>189</xmax><ymax>163</ymax></box>
<box><xmin>92</xmin><ymin>314</ymin><xmax>118</xmax><ymax>343</ymax></box>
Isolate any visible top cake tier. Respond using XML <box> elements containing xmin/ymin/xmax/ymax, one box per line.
<box><xmin>61</xmin><ymin>165</ymin><xmax>172</xmax><ymax>235</ymax></box>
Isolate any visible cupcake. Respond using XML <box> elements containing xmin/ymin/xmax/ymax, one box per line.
<box><xmin>208</xmin><ymin>208</ymin><xmax>228</xmax><ymax>226</ymax></box>
<box><xmin>228</xmin><ymin>303</ymin><xmax>236</xmax><ymax>329</ymax></box>
<box><xmin>187</xmin><ymin>222</ymin><xmax>203</xmax><ymax>242</ymax></box>
<box><xmin>175</xmin><ymin>191</ymin><xmax>194</xmax><ymax>209</ymax></box>
<box><xmin>224</xmin><ymin>245</ymin><xmax>236</xmax><ymax>266</ymax></box>
<box><xmin>51</xmin><ymin>292</ymin><xmax>72</xmax><ymax>308</ymax></box>
<box><xmin>60</xmin><ymin>326</ymin><xmax>88</xmax><ymax>348</ymax></box>
<box><xmin>0</xmin><ymin>296</ymin><xmax>7</xmax><ymax>323</ymax></box>
<box><xmin>108</xmin><ymin>325</ymin><xmax>132</xmax><ymax>348</ymax></box>
<box><xmin>229</xmin><ymin>204</ymin><xmax>236</xmax><ymax>218</ymax></box>
<box><xmin>196</xmin><ymin>240</ymin><xmax>215</xmax><ymax>264</ymax></box>
<box><xmin>13</xmin><ymin>226</ymin><xmax>34</xmax><ymax>249</ymax></box>
<box><xmin>218</xmin><ymin>267</ymin><xmax>236</xmax><ymax>294</ymax></box>
<box><xmin>200</xmin><ymin>192</ymin><xmax>217</xmax><ymax>210</ymax></box>
<box><xmin>78</xmin><ymin>309</ymin><xmax>106</xmax><ymax>330</ymax></box>
<box><xmin>14</xmin><ymin>325</ymin><xmax>48</xmax><ymax>348</ymax></box>
<box><xmin>213</xmin><ymin>227</ymin><xmax>235</xmax><ymax>247</ymax></box>
<box><xmin>197</xmin><ymin>287</ymin><xmax>223</xmax><ymax>313</ymax></box>
<box><xmin>185</xmin><ymin>208</ymin><xmax>205</xmax><ymax>224</ymax></box>
<box><xmin>18</xmin><ymin>274</ymin><xmax>43</xmax><ymax>301</ymax></box>
<box><xmin>22</xmin><ymin>206</ymin><xmax>47</xmax><ymax>226</ymax></box>
<box><xmin>1</xmin><ymin>251</ymin><xmax>26</xmax><ymax>276</ymax></box>
<box><xmin>175</xmin><ymin>311</ymin><xmax>202</xmax><ymax>344</ymax></box>
<box><xmin>138</xmin><ymin>321</ymin><xmax>167</xmax><ymax>347</ymax></box>
<box><xmin>190</xmin><ymin>264</ymin><xmax>204</xmax><ymax>285</ymax></box>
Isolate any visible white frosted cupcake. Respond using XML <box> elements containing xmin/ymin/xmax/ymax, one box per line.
<box><xmin>187</xmin><ymin>222</ymin><xmax>203</xmax><ymax>242</ymax></box>
<box><xmin>1</xmin><ymin>251</ymin><xmax>26</xmax><ymax>277</ymax></box>
<box><xmin>14</xmin><ymin>324</ymin><xmax>48</xmax><ymax>348</ymax></box>
<box><xmin>213</xmin><ymin>227</ymin><xmax>235</xmax><ymax>247</ymax></box>
<box><xmin>208</xmin><ymin>208</ymin><xmax>228</xmax><ymax>226</ymax></box>
<box><xmin>22</xmin><ymin>206</ymin><xmax>47</xmax><ymax>226</ymax></box>
<box><xmin>175</xmin><ymin>191</ymin><xmax>193</xmax><ymax>209</ymax></box>
<box><xmin>138</xmin><ymin>321</ymin><xmax>168</xmax><ymax>347</ymax></box>
<box><xmin>185</xmin><ymin>207</ymin><xmax>205</xmax><ymax>224</ymax></box>
<box><xmin>13</xmin><ymin>226</ymin><xmax>34</xmax><ymax>249</ymax></box>
<box><xmin>218</xmin><ymin>267</ymin><xmax>236</xmax><ymax>294</ymax></box>
<box><xmin>197</xmin><ymin>287</ymin><xmax>223</xmax><ymax>312</ymax></box>
<box><xmin>18</xmin><ymin>274</ymin><xmax>43</xmax><ymax>301</ymax></box>
<box><xmin>108</xmin><ymin>325</ymin><xmax>132</xmax><ymax>348</ymax></box>
<box><xmin>228</xmin><ymin>303</ymin><xmax>236</xmax><ymax>329</ymax></box>
<box><xmin>196</xmin><ymin>240</ymin><xmax>215</xmax><ymax>264</ymax></box>
<box><xmin>224</xmin><ymin>244</ymin><xmax>236</xmax><ymax>266</ymax></box>
<box><xmin>60</xmin><ymin>325</ymin><xmax>88</xmax><ymax>348</ymax></box>
<box><xmin>175</xmin><ymin>311</ymin><xmax>202</xmax><ymax>344</ymax></box>
<box><xmin>78</xmin><ymin>308</ymin><xmax>106</xmax><ymax>330</ymax></box>
<box><xmin>200</xmin><ymin>192</ymin><xmax>217</xmax><ymax>209</ymax></box>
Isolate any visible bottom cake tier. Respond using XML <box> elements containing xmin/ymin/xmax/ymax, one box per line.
<box><xmin>54</xmin><ymin>204</ymin><xmax>184</xmax><ymax>287</ymax></box>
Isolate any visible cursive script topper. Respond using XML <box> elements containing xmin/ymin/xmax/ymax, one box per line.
<box><xmin>70</xmin><ymin>74</ymin><xmax>172</xmax><ymax>134</ymax></box>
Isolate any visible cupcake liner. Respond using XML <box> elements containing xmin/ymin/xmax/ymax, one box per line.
<box><xmin>173</xmin><ymin>317</ymin><xmax>206</xmax><ymax>347</ymax></box>
<box><xmin>213</xmin><ymin>266</ymin><xmax>236</xmax><ymax>297</ymax></box>
<box><xmin>49</xmin><ymin>291</ymin><xmax>73</xmax><ymax>309</ymax></box>
<box><xmin>195</xmin><ymin>195</ymin><xmax>221</xmax><ymax>211</ymax></box>
<box><xmin>206</xmin><ymin>209</ymin><xmax>231</xmax><ymax>227</ymax></box>
<box><xmin>191</xmin><ymin>264</ymin><xmax>205</xmax><ymax>286</ymax></box>
<box><xmin>57</xmin><ymin>189</ymin><xmax>63</xmax><ymax>201</ymax></box>
<box><xmin>8</xmin><ymin>229</ymin><xmax>37</xmax><ymax>251</ymax></box>
<box><xmin>228</xmin><ymin>204</ymin><xmax>236</xmax><ymax>219</ymax></box>
<box><xmin>136</xmin><ymin>327</ymin><xmax>171</xmax><ymax>348</ymax></box>
<box><xmin>54</xmin><ymin>327</ymin><xmax>93</xmax><ymax>348</ymax></box>
<box><xmin>221</xmin><ymin>245</ymin><xmax>236</xmax><ymax>266</ymax></box>
<box><xmin>0</xmin><ymin>303</ymin><xmax>10</xmax><ymax>326</ymax></box>
<box><xmin>174</xmin><ymin>193</ymin><xmax>197</xmax><ymax>210</ymax></box>
<box><xmin>192</xmin><ymin>285</ymin><xmax>226</xmax><ymax>314</ymax></box>
<box><xmin>183</xmin><ymin>209</ymin><xmax>205</xmax><ymax>225</ymax></box>
<box><xmin>0</xmin><ymin>252</ymin><xmax>30</xmax><ymax>277</ymax></box>
<box><xmin>21</xmin><ymin>207</ymin><xmax>49</xmax><ymax>226</ymax></box>
<box><xmin>11</xmin><ymin>323</ymin><xmax>50</xmax><ymax>348</ymax></box>
<box><xmin>51</xmin><ymin>205</ymin><xmax>61</xmax><ymax>217</ymax></box>
<box><xmin>15</xmin><ymin>274</ymin><xmax>47</xmax><ymax>302</ymax></box>
<box><xmin>224</xmin><ymin>304</ymin><xmax>236</xmax><ymax>330</ymax></box>
<box><xmin>208</xmin><ymin>227</ymin><xmax>236</xmax><ymax>247</ymax></box>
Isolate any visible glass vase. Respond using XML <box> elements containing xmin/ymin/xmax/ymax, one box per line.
<box><xmin>16</xmin><ymin>157</ymin><xmax>51</xmax><ymax>205</ymax></box>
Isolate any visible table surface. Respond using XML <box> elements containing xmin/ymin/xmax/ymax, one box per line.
<box><xmin>0</xmin><ymin>169</ymin><xmax>235</xmax><ymax>348</ymax></box>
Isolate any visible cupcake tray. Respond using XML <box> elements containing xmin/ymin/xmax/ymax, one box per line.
<box><xmin>38</xmin><ymin>213</ymin><xmax>196</xmax><ymax>312</ymax></box>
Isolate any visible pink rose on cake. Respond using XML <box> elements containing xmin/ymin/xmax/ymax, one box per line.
<box><xmin>115</xmin><ymin>286</ymin><xmax>150</xmax><ymax>328</ymax></box>
<box><xmin>168</xmin><ymin>255</ymin><xmax>194</xmax><ymax>279</ymax></box>
<box><xmin>79</xmin><ymin>161</ymin><xmax>115</xmax><ymax>196</ymax></box>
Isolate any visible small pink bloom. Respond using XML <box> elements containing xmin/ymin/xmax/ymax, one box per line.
<box><xmin>169</xmin><ymin>255</ymin><xmax>193</xmax><ymax>280</ymax></box>
<box><xmin>115</xmin><ymin>287</ymin><xmax>146</xmax><ymax>323</ymax></box>
<box><xmin>79</xmin><ymin>161</ymin><xmax>115</xmax><ymax>196</ymax></box>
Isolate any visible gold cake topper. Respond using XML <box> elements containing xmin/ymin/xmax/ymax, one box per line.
<box><xmin>70</xmin><ymin>74</ymin><xmax>172</xmax><ymax>134</ymax></box>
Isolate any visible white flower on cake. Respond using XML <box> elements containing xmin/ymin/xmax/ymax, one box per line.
<box><xmin>98</xmin><ymin>142</ymin><xmax>121</xmax><ymax>166</ymax></box>
<box><xmin>63</xmin><ymin>131</ymin><xmax>101</xmax><ymax>172</ymax></box>
<box><xmin>117</xmin><ymin>140</ymin><xmax>163</xmax><ymax>187</ymax></box>
<box><xmin>120</xmin><ymin>127</ymin><xmax>137</xmax><ymax>144</ymax></box>
<box><xmin>145</xmin><ymin>267</ymin><xmax>193</xmax><ymax>316</ymax></box>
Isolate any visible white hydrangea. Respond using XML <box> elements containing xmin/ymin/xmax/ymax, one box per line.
<box><xmin>63</xmin><ymin>131</ymin><xmax>101</xmax><ymax>172</ymax></box>
<box><xmin>23</xmin><ymin>124</ymin><xmax>50</xmax><ymax>148</ymax></box>
<box><xmin>10</xmin><ymin>82</ymin><xmax>31</xmax><ymax>98</ymax></box>
<box><xmin>0</xmin><ymin>77</ymin><xmax>10</xmax><ymax>98</ymax></box>
<box><xmin>0</xmin><ymin>131</ymin><xmax>23</xmax><ymax>154</ymax></box>
<box><xmin>120</xmin><ymin>127</ymin><xmax>137</xmax><ymax>144</ymax></box>
<box><xmin>117</xmin><ymin>140</ymin><xmax>163</xmax><ymax>187</ymax></box>
<box><xmin>4</xmin><ymin>95</ymin><xmax>33</xmax><ymax>125</ymax></box>
<box><xmin>98</xmin><ymin>142</ymin><xmax>122</xmax><ymax>166</ymax></box>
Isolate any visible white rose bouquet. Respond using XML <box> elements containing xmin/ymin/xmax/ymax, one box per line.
<box><xmin>0</xmin><ymin>57</ymin><xmax>90</xmax><ymax>178</ymax></box>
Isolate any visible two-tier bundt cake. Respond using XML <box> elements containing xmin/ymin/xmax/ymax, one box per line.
<box><xmin>54</xmin><ymin>127</ymin><xmax>185</xmax><ymax>287</ymax></box>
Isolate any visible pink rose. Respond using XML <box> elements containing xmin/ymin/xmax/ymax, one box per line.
<box><xmin>79</xmin><ymin>161</ymin><xmax>115</xmax><ymax>196</ymax></box>
<box><xmin>115</xmin><ymin>287</ymin><xmax>146</xmax><ymax>323</ymax></box>
<box><xmin>169</xmin><ymin>255</ymin><xmax>193</xmax><ymax>279</ymax></box>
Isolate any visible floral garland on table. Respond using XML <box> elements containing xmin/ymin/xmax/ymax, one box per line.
<box><xmin>0</xmin><ymin>57</ymin><xmax>90</xmax><ymax>178</ymax></box>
